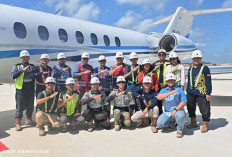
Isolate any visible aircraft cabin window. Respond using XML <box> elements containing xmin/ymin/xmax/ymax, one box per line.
<box><xmin>58</xmin><ymin>28</ymin><xmax>68</xmax><ymax>42</ymax></box>
<box><xmin>38</xmin><ymin>26</ymin><xmax>49</xmax><ymax>41</ymax></box>
<box><xmin>76</xmin><ymin>31</ymin><xmax>84</xmax><ymax>44</ymax></box>
<box><xmin>115</xmin><ymin>37</ymin><xmax>121</xmax><ymax>47</ymax></box>
<box><xmin>14</xmin><ymin>22</ymin><xmax>27</xmax><ymax>39</ymax></box>
<box><xmin>90</xmin><ymin>33</ymin><xmax>98</xmax><ymax>45</ymax></box>
<box><xmin>103</xmin><ymin>35</ymin><xmax>110</xmax><ymax>46</ymax></box>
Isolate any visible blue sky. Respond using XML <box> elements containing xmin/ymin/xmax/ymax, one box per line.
<box><xmin>1</xmin><ymin>0</ymin><xmax>232</xmax><ymax>63</ymax></box>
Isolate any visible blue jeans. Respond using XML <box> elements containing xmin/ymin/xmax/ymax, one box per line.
<box><xmin>157</xmin><ymin>110</ymin><xmax>185</xmax><ymax>131</ymax></box>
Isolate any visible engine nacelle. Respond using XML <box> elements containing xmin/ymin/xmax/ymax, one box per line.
<box><xmin>159</xmin><ymin>33</ymin><xmax>196</xmax><ymax>53</ymax></box>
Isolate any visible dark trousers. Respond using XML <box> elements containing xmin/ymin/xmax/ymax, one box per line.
<box><xmin>15</xmin><ymin>92</ymin><xmax>34</xmax><ymax>119</ymax></box>
<box><xmin>157</xmin><ymin>100</ymin><xmax>163</xmax><ymax>115</ymax></box>
<box><xmin>187</xmin><ymin>93</ymin><xmax>211</xmax><ymax>121</ymax></box>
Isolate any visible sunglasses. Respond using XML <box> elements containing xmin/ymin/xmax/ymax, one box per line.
<box><xmin>158</xmin><ymin>54</ymin><xmax>166</xmax><ymax>57</ymax></box>
<box><xmin>117</xmin><ymin>81</ymin><xmax>125</xmax><ymax>84</ymax></box>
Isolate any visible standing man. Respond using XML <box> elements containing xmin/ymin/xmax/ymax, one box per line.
<box><xmin>35</xmin><ymin>54</ymin><xmax>52</xmax><ymax>97</ymax></box>
<box><xmin>157</xmin><ymin>73</ymin><xmax>187</xmax><ymax>138</ymax></box>
<box><xmin>52</xmin><ymin>53</ymin><xmax>72</xmax><ymax>93</ymax></box>
<box><xmin>93</xmin><ymin>55</ymin><xmax>111</xmax><ymax>96</ymax></box>
<box><xmin>186</xmin><ymin>50</ymin><xmax>212</xmax><ymax>133</ymax></box>
<box><xmin>11</xmin><ymin>50</ymin><xmax>37</xmax><ymax>131</ymax></box>
<box><xmin>109</xmin><ymin>51</ymin><xmax>127</xmax><ymax>89</ymax></box>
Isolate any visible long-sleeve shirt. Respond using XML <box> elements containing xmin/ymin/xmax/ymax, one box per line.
<box><xmin>132</xmin><ymin>88</ymin><xmax>158</xmax><ymax>111</ymax></box>
<box><xmin>124</xmin><ymin>64</ymin><xmax>141</xmax><ymax>91</ymax></box>
<box><xmin>186</xmin><ymin>64</ymin><xmax>212</xmax><ymax>97</ymax></box>
<box><xmin>73</xmin><ymin>63</ymin><xmax>93</xmax><ymax>78</ymax></box>
<box><xmin>165</xmin><ymin>64</ymin><xmax>185</xmax><ymax>86</ymax></box>
<box><xmin>138</xmin><ymin>71</ymin><xmax>159</xmax><ymax>92</ymax></box>
<box><xmin>93</xmin><ymin>66</ymin><xmax>111</xmax><ymax>93</ymax></box>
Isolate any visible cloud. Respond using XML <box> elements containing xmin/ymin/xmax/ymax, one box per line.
<box><xmin>197</xmin><ymin>0</ymin><xmax>204</xmax><ymax>5</ymax></box>
<box><xmin>222</xmin><ymin>0</ymin><xmax>232</xmax><ymax>8</ymax></box>
<box><xmin>190</xmin><ymin>28</ymin><xmax>206</xmax><ymax>48</ymax></box>
<box><xmin>114</xmin><ymin>11</ymin><xmax>156</xmax><ymax>33</ymax></box>
<box><xmin>44</xmin><ymin>0</ymin><xmax>100</xmax><ymax>21</ymax></box>
<box><xmin>195</xmin><ymin>42</ymin><xmax>206</xmax><ymax>48</ymax></box>
<box><xmin>115</xmin><ymin>0</ymin><xmax>170</xmax><ymax>10</ymax></box>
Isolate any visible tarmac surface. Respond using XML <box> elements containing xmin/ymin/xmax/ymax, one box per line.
<box><xmin>0</xmin><ymin>73</ymin><xmax>231</xmax><ymax>157</ymax></box>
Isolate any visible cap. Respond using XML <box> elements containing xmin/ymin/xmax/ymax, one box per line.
<box><xmin>143</xmin><ymin>76</ymin><xmax>152</xmax><ymax>83</ymax></box>
<box><xmin>45</xmin><ymin>77</ymin><xmax>56</xmax><ymax>84</ymax></box>
<box><xmin>65</xmin><ymin>78</ymin><xmax>75</xmax><ymax>85</ymax></box>
<box><xmin>81</xmin><ymin>52</ymin><xmax>89</xmax><ymax>59</ymax></box>
<box><xmin>40</xmin><ymin>54</ymin><xmax>50</xmax><ymax>59</ymax></box>
<box><xmin>130</xmin><ymin>52</ymin><xmax>138</xmax><ymax>59</ymax></box>
<box><xmin>90</xmin><ymin>77</ymin><xmax>100</xmax><ymax>84</ymax></box>
<box><xmin>158</xmin><ymin>49</ymin><xmax>167</xmax><ymax>54</ymax></box>
<box><xmin>142</xmin><ymin>58</ymin><xmax>151</xmax><ymax>65</ymax></box>
<box><xmin>98</xmin><ymin>55</ymin><xmax>106</xmax><ymax>61</ymax></box>
<box><xmin>57</xmin><ymin>53</ymin><xmax>66</xmax><ymax>59</ymax></box>
<box><xmin>116</xmin><ymin>76</ymin><xmax>126</xmax><ymax>82</ymax></box>
<box><xmin>191</xmin><ymin>50</ymin><xmax>202</xmax><ymax>58</ymax></box>
<box><xmin>169</xmin><ymin>52</ymin><xmax>178</xmax><ymax>59</ymax></box>
<box><xmin>20</xmin><ymin>50</ymin><xmax>30</xmax><ymax>57</ymax></box>
<box><xmin>166</xmin><ymin>73</ymin><xmax>176</xmax><ymax>81</ymax></box>
<box><xmin>115</xmin><ymin>51</ymin><xmax>124</xmax><ymax>58</ymax></box>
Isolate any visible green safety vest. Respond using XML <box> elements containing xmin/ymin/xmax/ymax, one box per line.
<box><xmin>154</xmin><ymin>61</ymin><xmax>170</xmax><ymax>85</ymax></box>
<box><xmin>62</xmin><ymin>93</ymin><xmax>79</xmax><ymax>116</ymax></box>
<box><xmin>128</xmin><ymin>65</ymin><xmax>140</xmax><ymax>84</ymax></box>
<box><xmin>42</xmin><ymin>91</ymin><xmax>56</xmax><ymax>113</ymax></box>
<box><xmin>189</xmin><ymin>65</ymin><xmax>205</xmax><ymax>90</ymax></box>
<box><xmin>15</xmin><ymin>65</ymin><xmax>33</xmax><ymax>90</ymax></box>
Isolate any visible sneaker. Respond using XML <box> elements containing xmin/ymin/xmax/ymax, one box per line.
<box><xmin>88</xmin><ymin>125</ymin><xmax>94</xmax><ymax>132</ymax></box>
<box><xmin>151</xmin><ymin>126</ymin><xmax>158</xmax><ymax>133</ymax></box>
<box><xmin>39</xmin><ymin>126</ymin><xmax>46</xmax><ymax>136</ymax></box>
<box><xmin>176</xmin><ymin>131</ymin><xmax>184</xmax><ymax>138</ymax></box>
<box><xmin>114</xmin><ymin>123</ymin><xmax>121</xmax><ymax>131</ymax></box>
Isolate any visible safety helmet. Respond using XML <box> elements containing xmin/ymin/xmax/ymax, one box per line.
<box><xmin>98</xmin><ymin>55</ymin><xmax>106</xmax><ymax>61</ymax></box>
<box><xmin>158</xmin><ymin>49</ymin><xmax>167</xmax><ymax>54</ymax></box>
<box><xmin>81</xmin><ymin>52</ymin><xmax>90</xmax><ymax>59</ymax></box>
<box><xmin>90</xmin><ymin>77</ymin><xmax>100</xmax><ymax>84</ymax></box>
<box><xmin>191</xmin><ymin>50</ymin><xmax>202</xmax><ymax>58</ymax></box>
<box><xmin>116</xmin><ymin>76</ymin><xmax>126</xmax><ymax>83</ymax></box>
<box><xmin>115</xmin><ymin>51</ymin><xmax>124</xmax><ymax>58</ymax></box>
<box><xmin>142</xmin><ymin>58</ymin><xmax>151</xmax><ymax>65</ymax></box>
<box><xmin>20</xmin><ymin>50</ymin><xmax>30</xmax><ymax>57</ymax></box>
<box><xmin>130</xmin><ymin>52</ymin><xmax>138</xmax><ymax>59</ymax></box>
<box><xmin>40</xmin><ymin>54</ymin><xmax>50</xmax><ymax>59</ymax></box>
<box><xmin>143</xmin><ymin>76</ymin><xmax>152</xmax><ymax>83</ymax></box>
<box><xmin>65</xmin><ymin>78</ymin><xmax>75</xmax><ymax>85</ymax></box>
<box><xmin>166</xmin><ymin>73</ymin><xmax>176</xmax><ymax>81</ymax></box>
<box><xmin>169</xmin><ymin>52</ymin><xmax>178</xmax><ymax>59</ymax></box>
<box><xmin>57</xmin><ymin>53</ymin><xmax>66</xmax><ymax>59</ymax></box>
<box><xmin>45</xmin><ymin>77</ymin><xmax>56</xmax><ymax>84</ymax></box>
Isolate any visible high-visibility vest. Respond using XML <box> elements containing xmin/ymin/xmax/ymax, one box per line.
<box><xmin>37</xmin><ymin>66</ymin><xmax>51</xmax><ymax>86</ymax></box>
<box><xmin>171</xmin><ymin>64</ymin><xmax>181</xmax><ymax>85</ymax></box>
<box><xmin>62</xmin><ymin>93</ymin><xmax>79</xmax><ymax>116</ymax></box>
<box><xmin>15</xmin><ymin>65</ymin><xmax>33</xmax><ymax>90</ymax></box>
<box><xmin>154</xmin><ymin>61</ymin><xmax>170</xmax><ymax>85</ymax></box>
<box><xmin>128</xmin><ymin>65</ymin><xmax>140</xmax><ymax>84</ymax></box>
<box><xmin>42</xmin><ymin>91</ymin><xmax>56</xmax><ymax>113</ymax></box>
<box><xmin>75</xmin><ymin>63</ymin><xmax>92</xmax><ymax>91</ymax></box>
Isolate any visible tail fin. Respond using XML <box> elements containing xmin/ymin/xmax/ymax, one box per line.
<box><xmin>154</xmin><ymin>7</ymin><xmax>232</xmax><ymax>38</ymax></box>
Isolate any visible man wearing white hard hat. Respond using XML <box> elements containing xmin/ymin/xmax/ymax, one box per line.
<box><xmin>186</xmin><ymin>50</ymin><xmax>212</xmax><ymax>133</ymax></box>
<box><xmin>165</xmin><ymin>52</ymin><xmax>185</xmax><ymax>89</ymax></box>
<box><xmin>52</xmin><ymin>53</ymin><xmax>72</xmax><ymax>93</ymax></box>
<box><xmin>73</xmin><ymin>52</ymin><xmax>93</xmax><ymax>103</ymax></box>
<box><xmin>106</xmin><ymin>76</ymin><xmax>135</xmax><ymax>131</ymax></box>
<box><xmin>35</xmin><ymin>54</ymin><xmax>52</xmax><ymax>97</ymax></box>
<box><xmin>58</xmin><ymin>78</ymin><xmax>84</xmax><ymax>132</ymax></box>
<box><xmin>11</xmin><ymin>50</ymin><xmax>37</xmax><ymax>131</ymax></box>
<box><xmin>131</xmin><ymin>76</ymin><xmax>159</xmax><ymax>133</ymax></box>
<box><xmin>81</xmin><ymin>77</ymin><xmax>111</xmax><ymax>132</ymax></box>
<box><xmin>157</xmin><ymin>73</ymin><xmax>187</xmax><ymax>138</ymax></box>
<box><xmin>93</xmin><ymin>55</ymin><xmax>111</xmax><ymax>96</ymax></box>
<box><xmin>109</xmin><ymin>51</ymin><xmax>127</xmax><ymax>89</ymax></box>
<box><xmin>36</xmin><ymin>77</ymin><xmax>60</xmax><ymax>136</ymax></box>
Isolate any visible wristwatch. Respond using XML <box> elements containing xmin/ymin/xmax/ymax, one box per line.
<box><xmin>174</xmin><ymin>108</ymin><xmax>178</xmax><ymax>111</ymax></box>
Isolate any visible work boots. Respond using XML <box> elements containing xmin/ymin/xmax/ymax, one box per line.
<box><xmin>39</xmin><ymin>125</ymin><xmax>46</xmax><ymax>136</ymax></box>
<box><xmin>114</xmin><ymin>121</ymin><xmax>121</xmax><ymax>131</ymax></box>
<box><xmin>15</xmin><ymin>118</ymin><xmax>22</xmax><ymax>131</ymax></box>
<box><xmin>187</xmin><ymin>117</ymin><xmax>198</xmax><ymax>129</ymax></box>
<box><xmin>151</xmin><ymin>118</ymin><xmax>158</xmax><ymax>133</ymax></box>
<box><xmin>25</xmin><ymin>118</ymin><xmax>35</xmax><ymax>127</ymax></box>
<box><xmin>201</xmin><ymin>121</ymin><xmax>209</xmax><ymax>133</ymax></box>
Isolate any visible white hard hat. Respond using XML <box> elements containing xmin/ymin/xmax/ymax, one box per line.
<box><xmin>143</xmin><ymin>76</ymin><xmax>152</xmax><ymax>83</ymax></box>
<box><xmin>40</xmin><ymin>54</ymin><xmax>50</xmax><ymax>59</ymax></box>
<box><xmin>115</xmin><ymin>51</ymin><xmax>124</xmax><ymax>58</ymax></box>
<box><xmin>169</xmin><ymin>52</ymin><xmax>178</xmax><ymax>59</ymax></box>
<box><xmin>130</xmin><ymin>52</ymin><xmax>138</xmax><ymax>59</ymax></box>
<box><xmin>191</xmin><ymin>50</ymin><xmax>202</xmax><ymax>58</ymax></box>
<box><xmin>158</xmin><ymin>49</ymin><xmax>167</xmax><ymax>54</ymax></box>
<box><xmin>142</xmin><ymin>58</ymin><xmax>151</xmax><ymax>65</ymax></box>
<box><xmin>20</xmin><ymin>50</ymin><xmax>30</xmax><ymax>57</ymax></box>
<box><xmin>81</xmin><ymin>52</ymin><xmax>89</xmax><ymax>59</ymax></box>
<box><xmin>116</xmin><ymin>76</ymin><xmax>126</xmax><ymax>83</ymax></box>
<box><xmin>166</xmin><ymin>73</ymin><xmax>176</xmax><ymax>81</ymax></box>
<box><xmin>57</xmin><ymin>53</ymin><xmax>66</xmax><ymax>59</ymax></box>
<box><xmin>45</xmin><ymin>77</ymin><xmax>56</xmax><ymax>84</ymax></box>
<box><xmin>98</xmin><ymin>55</ymin><xmax>106</xmax><ymax>61</ymax></box>
<box><xmin>90</xmin><ymin>77</ymin><xmax>100</xmax><ymax>84</ymax></box>
<box><xmin>65</xmin><ymin>78</ymin><xmax>75</xmax><ymax>85</ymax></box>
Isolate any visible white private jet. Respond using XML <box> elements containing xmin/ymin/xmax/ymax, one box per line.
<box><xmin>0</xmin><ymin>4</ymin><xmax>232</xmax><ymax>83</ymax></box>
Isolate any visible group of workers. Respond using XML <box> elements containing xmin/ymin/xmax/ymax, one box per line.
<box><xmin>11</xmin><ymin>48</ymin><xmax>212</xmax><ymax>138</ymax></box>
